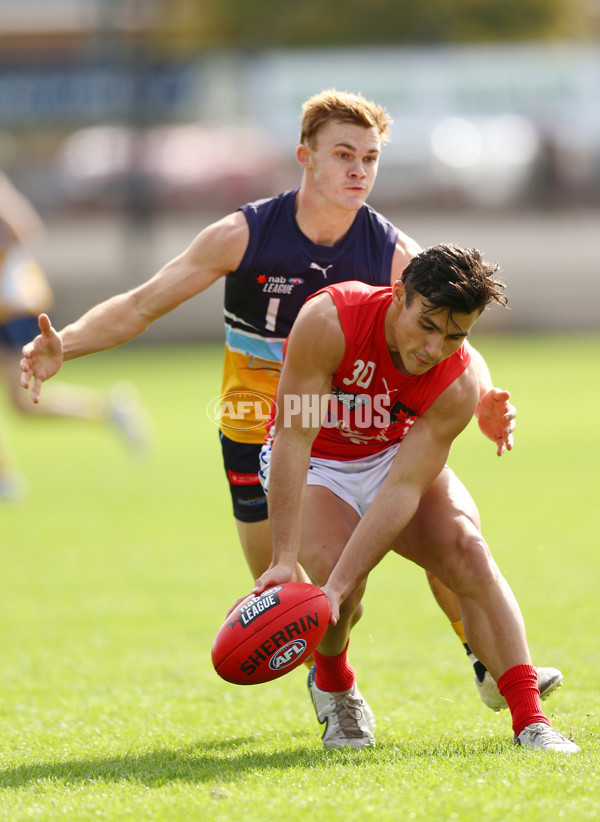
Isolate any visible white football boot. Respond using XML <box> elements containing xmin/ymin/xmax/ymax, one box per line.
<box><xmin>516</xmin><ymin>722</ymin><xmax>580</xmax><ymax>753</ymax></box>
<box><xmin>108</xmin><ymin>381</ymin><xmax>152</xmax><ymax>452</ymax></box>
<box><xmin>476</xmin><ymin>666</ymin><xmax>563</xmax><ymax>712</ymax></box>
<box><xmin>307</xmin><ymin>665</ymin><xmax>375</xmax><ymax>748</ymax></box>
<box><xmin>354</xmin><ymin>683</ymin><xmax>376</xmax><ymax>730</ymax></box>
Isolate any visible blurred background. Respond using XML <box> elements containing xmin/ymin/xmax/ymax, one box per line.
<box><xmin>1</xmin><ymin>0</ymin><xmax>599</xmax><ymax>339</ymax></box>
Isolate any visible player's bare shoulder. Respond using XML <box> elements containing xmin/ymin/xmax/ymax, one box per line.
<box><xmin>390</xmin><ymin>230</ymin><xmax>423</xmax><ymax>283</ymax></box>
<box><xmin>296</xmin><ymin>291</ymin><xmax>343</xmax><ymax>340</ymax></box>
<box><xmin>288</xmin><ymin>291</ymin><xmax>345</xmax><ymax>374</ymax></box>
<box><xmin>187</xmin><ymin>209</ymin><xmax>250</xmax><ymax>275</ymax></box>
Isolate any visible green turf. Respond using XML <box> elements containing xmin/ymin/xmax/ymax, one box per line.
<box><xmin>0</xmin><ymin>335</ymin><xmax>598</xmax><ymax>821</ymax></box>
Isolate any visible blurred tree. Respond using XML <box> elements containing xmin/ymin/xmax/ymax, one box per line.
<box><xmin>141</xmin><ymin>0</ymin><xmax>218</xmax><ymax>54</ymax></box>
<box><xmin>151</xmin><ymin>0</ymin><xmax>589</xmax><ymax>49</ymax></box>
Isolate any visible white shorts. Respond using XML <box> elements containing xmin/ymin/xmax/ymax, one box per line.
<box><xmin>259</xmin><ymin>441</ymin><xmax>401</xmax><ymax>517</ymax></box>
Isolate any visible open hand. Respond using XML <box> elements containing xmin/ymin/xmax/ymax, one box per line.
<box><xmin>20</xmin><ymin>314</ymin><xmax>63</xmax><ymax>403</ymax></box>
<box><xmin>476</xmin><ymin>388</ymin><xmax>516</xmax><ymax>456</ymax></box>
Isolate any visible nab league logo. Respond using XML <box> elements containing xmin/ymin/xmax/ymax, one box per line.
<box><xmin>256</xmin><ymin>274</ymin><xmax>304</xmax><ymax>294</ymax></box>
<box><xmin>228</xmin><ymin>586</ymin><xmax>284</xmax><ymax>630</ymax></box>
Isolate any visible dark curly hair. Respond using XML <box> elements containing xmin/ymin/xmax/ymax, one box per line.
<box><xmin>402</xmin><ymin>244</ymin><xmax>508</xmax><ymax>319</ymax></box>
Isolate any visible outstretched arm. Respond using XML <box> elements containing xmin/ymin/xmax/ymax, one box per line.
<box><xmin>322</xmin><ymin>371</ymin><xmax>478</xmax><ymax>623</ymax></box>
<box><xmin>252</xmin><ymin>293</ymin><xmax>345</xmax><ymax>594</ymax></box>
<box><xmin>20</xmin><ymin>210</ymin><xmax>249</xmax><ymax>402</ymax></box>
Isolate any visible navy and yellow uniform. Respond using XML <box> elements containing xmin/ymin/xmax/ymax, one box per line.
<box><xmin>219</xmin><ymin>189</ymin><xmax>398</xmax><ymax>521</ymax></box>
<box><xmin>0</xmin><ymin>238</ymin><xmax>54</xmax><ymax>349</ymax></box>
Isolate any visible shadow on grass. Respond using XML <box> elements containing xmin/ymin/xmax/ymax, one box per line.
<box><xmin>0</xmin><ymin>735</ymin><xmax>511</xmax><ymax>789</ymax></box>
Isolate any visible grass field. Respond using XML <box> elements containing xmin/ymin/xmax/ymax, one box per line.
<box><xmin>0</xmin><ymin>334</ymin><xmax>598</xmax><ymax>821</ymax></box>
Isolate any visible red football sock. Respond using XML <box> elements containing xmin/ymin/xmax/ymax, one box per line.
<box><xmin>497</xmin><ymin>663</ymin><xmax>550</xmax><ymax>737</ymax></box>
<box><xmin>313</xmin><ymin>640</ymin><xmax>355</xmax><ymax>692</ymax></box>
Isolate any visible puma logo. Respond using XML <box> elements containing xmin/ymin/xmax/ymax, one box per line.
<box><xmin>310</xmin><ymin>262</ymin><xmax>333</xmax><ymax>279</ymax></box>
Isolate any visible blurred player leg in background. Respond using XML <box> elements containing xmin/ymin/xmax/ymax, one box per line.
<box><xmin>0</xmin><ymin>171</ymin><xmax>151</xmax><ymax>500</ymax></box>
<box><xmin>0</xmin><ymin>316</ymin><xmax>151</xmax><ymax>500</ymax></box>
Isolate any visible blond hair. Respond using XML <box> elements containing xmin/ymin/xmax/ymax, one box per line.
<box><xmin>300</xmin><ymin>89</ymin><xmax>392</xmax><ymax>147</ymax></box>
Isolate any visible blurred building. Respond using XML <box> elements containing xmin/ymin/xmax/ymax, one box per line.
<box><xmin>1</xmin><ymin>1</ymin><xmax>599</xmax><ymax>213</ymax></box>
<box><xmin>1</xmin><ymin>2</ymin><xmax>598</xmax><ymax>337</ymax></box>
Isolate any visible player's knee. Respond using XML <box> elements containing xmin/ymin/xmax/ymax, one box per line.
<box><xmin>446</xmin><ymin>527</ymin><xmax>496</xmax><ymax>591</ymax></box>
<box><xmin>350</xmin><ymin>599</ymin><xmax>364</xmax><ymax>628</ymax></box>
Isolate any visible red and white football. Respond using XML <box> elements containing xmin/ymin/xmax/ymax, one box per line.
<box><xmin>211</xmin><ymin>582</ymin><xmax>331</xmax><ymax>685</ymax></box>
